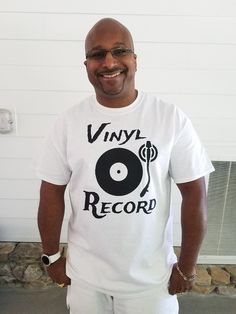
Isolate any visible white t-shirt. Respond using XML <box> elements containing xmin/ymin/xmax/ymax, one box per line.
<box><xmin>36</xmin><ymin>91</ymin><xmax>214</xmax><ymax>297</ymax></box>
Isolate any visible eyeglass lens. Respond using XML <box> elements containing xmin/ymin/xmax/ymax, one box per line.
<box><xmin>86</xmin><ymin>48</ymin><xmax>134</xmax><ymax>60</ymax></box>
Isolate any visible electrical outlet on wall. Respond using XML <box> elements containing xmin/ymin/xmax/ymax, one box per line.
<box><xmin>0</xmin><ymin>108</ymin><xmax>17</xmax><ymax>135</ymax></box>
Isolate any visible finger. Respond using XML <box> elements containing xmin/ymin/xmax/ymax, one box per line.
<box><xmin>178</xmin><ymin>282</ymin><xmax>192</xmax><ymax>294</ymax></box>
<box><xmin>168</xmin><ymin>281</ymin><xmax>179</xmax><ymax>295</ymax></box>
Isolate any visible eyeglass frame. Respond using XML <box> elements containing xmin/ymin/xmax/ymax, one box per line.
<box><xmin>85</xmin><ymin>47</ymin><xmax>134</xmax><ymax>60</ymax></box>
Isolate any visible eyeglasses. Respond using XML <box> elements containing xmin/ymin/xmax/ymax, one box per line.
<box><xmin>86</xmin><ymin>47</ymin><xmax>134</xmax><ymax>60</ymax></box>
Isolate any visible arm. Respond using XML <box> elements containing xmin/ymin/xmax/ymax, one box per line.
<box><xmin>38</xmin><ymin>180</ymin><xmax>70</xmax><ymax>286</ymax></box>
<box><xmin>168</xmin><ymin>177</ymin><xmax>207</xmax><ymax>294</ymax></box>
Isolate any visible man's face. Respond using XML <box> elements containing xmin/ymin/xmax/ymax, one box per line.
<box><xmin>84</xmin><ymin>23</ymin><xmax>137</xmax><ymax>107</ymax></box>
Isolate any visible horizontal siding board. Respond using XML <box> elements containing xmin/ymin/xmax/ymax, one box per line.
<box><xmin>1</xmin><ymin>91</ymin><xmax>236</xmax><ymax>119</ymax></box>
<box><xmin>0</xmin><ymin>179</ymin><xmax>40</xmax><ymax>199</ymax></box>
<box><xmin>136</xmin><ymin>69</ymin><xmax>236</xmax><ymax>95</ymax></box>
<box><xmin>206</xmin><ymin>143</ymin><xmax>236</xmax><ymax>162</ymax></box>
<box><xmin>1</xmin><ymin>41</ymin><xmax>236</xmax><ymax>71</ymax></box>
<box><xmin>0</xmin><ymin>218</ymin><xmax>40</xmax><ymax>242</ymax></box>
<box><xmin>165</xmin><ymin>94</ymin><xmax>236</xmax><ymax>119</ymax></box>
<box><xmin>137</xmin><ymin>43</ymin><xmax>236</xmax><ymax>70</ymax></box>
<box><xmin>0</xmin><ymin>14</ymin><xmax>236</xmax><ymax>44</ymax></box>
<box><xmin>0</xmin><ymin>218</ymin><xmax>68</xmax><ymax>242</ymax></box>
<box><xmin>0</xmin><ymin>158</ymin><xmax>34</xmax><ymax>179</ymax></box>
<box><xmin>17</xmin><ymin>114</ymin><xmax>57</xmax><ymax>137</ymax></box>
<box><xmin>0</xmin><ymin>179</ymin><xmax>70</xmax><ymax>200</ymax></box>
<box><xmin>0</xmin><ymin>199</ymin><xmax>71</xmax><ymax>219</ymax></box>
<box><xmin>0</xmin><ymin>91</ymin><xmax>89</xmax><ymax>114</ymax></box>
<box><xmin>0</xmin><ymin>200</ymin><xmax>38</xmax><ymax>218</ymax></box>
<box><xmin>0</xmin><ymin>0</ymin><xmax>236</xmax><ymax>16</ymax></box>
<box><xmin>0</xmin><ymin>66</ymin><xmax>90</xmax><ymax>91</ymax></box>
<box><xmin>1</xmin><ymin>66</ymin><xmax>235</xmax><ymax>95</ymax></box>
<box><xmin>0</xmin><ymin>40</ymin><xmax>85</xmax><ymax>67</ymax></box>
<box><xmin>0</xmin><ymin>137</ymin><xmax>43</xmax><ymax>158</ymax></box>
<box><xmin>193</xmin><ymin>118</ymin><xmax>236</xmax><ymax>142</ymax></box>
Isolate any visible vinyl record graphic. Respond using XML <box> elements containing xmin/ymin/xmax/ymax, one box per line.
<box><xmin>95</xmin><ymin>148</ymin><xmax>143</xmax><ymax>196</ymax></box>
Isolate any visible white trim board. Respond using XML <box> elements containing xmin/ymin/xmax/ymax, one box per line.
<box><xmin>198</xmin><ymin>255</ymin><xmax>236</xmax><ymax>265</ymax></box>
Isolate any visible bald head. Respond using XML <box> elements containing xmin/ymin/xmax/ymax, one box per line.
<box><xmin>85</xmin><ymin>18</ymin><xmax>134</xmax><ymax>53</ymax></box>
<box><xmin>83</xmin><ymin>18</ymin><xmax>137</xmax><ymax>107</ymax></box>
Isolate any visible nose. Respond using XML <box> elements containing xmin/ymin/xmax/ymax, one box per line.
<box><xmin>102</xmin><ymin>51</ymin><xmax>118</xmax><ymax>68</ymax></box>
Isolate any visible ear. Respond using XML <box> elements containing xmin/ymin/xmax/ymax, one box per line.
<box><xmin>84</xmin><ymin>60</ymin><xmax>87</xmax><ymax>67</ymax></box>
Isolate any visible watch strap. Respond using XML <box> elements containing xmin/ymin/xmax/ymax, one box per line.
<box><xmin>48</xmin><ymin>251</ymin><xmax>61</xmax><ymax>263</ymax></box>
<box><xmin>41</xmin><ymin>251</ymin><xmax>61</xmax><ymax>266</ymax></box>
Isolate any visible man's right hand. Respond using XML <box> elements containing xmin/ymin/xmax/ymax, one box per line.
<box><xmin>46</xmin><ymin>256</ymin><xmax>71</xmax><ymax>287</ymax></box>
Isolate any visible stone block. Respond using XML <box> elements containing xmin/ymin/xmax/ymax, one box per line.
<box><xmin>9</xmin><ymin>243</ymin><xmax>42</xmax><ymax>262</ymax></box>
<box><xmin>0</xmin><ymin>263</ymin><xmax>12</xmax><ymax>276</ymax></box>
<box><xmin>0</xmin><ymin>276</ymin><xmax>16</xmax><ymax>287</ymax></box>
<box><xmin>12</xmin><ymin>265</ymin><xmax>26</xmax><ymax>281</ymax></box>
<box><xmin>217</xmin><ymin>285</ymin><xmax>236</xmax><ymax>297</ymax></box>
<box><xmin>23</xmin><ymin>274</ymin><xmax>54</xmax><ymax>289</ymax></box>
<box><xmin>192</xmin><ymin>284</ymin><xmax>215</xmax><ymax>295</ymax></box>
<box><xmin>209</xmin><ymin>266</ymin><xmax>230</xmax><ymax>285</ymax></box>
<box><xmin>40</xmin><ymin>274</ymin><xmax>54</xmax><ymax>285</ymax></box>
<box><xmin>224</xmin><ymin>266</ymin><xmax>236</xmax><ymax>284</ymax></box>
<box><xmin>0</xmin><ymin>243</ymin><xmax>16</xmax><ymax>262</ymax></box>
<box><xmin>195</xmin><ymin>266</ymin><xmax>211</xmax><ymax>286</ymax></box>
<box><xmin>23</xmin><ymin>264</ymin><xmax>43</xmax><ymax>282</ymax></box>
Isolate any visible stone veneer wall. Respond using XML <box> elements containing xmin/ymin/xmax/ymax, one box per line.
<box><xmin>0</xmin><ymin>242</ymin><xmax>236</xmax><ymax>296</ymax></box>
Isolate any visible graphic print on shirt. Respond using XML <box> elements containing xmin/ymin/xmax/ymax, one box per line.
<box><xmin>83</xmin><ymin>122</ymin><xmax>158</xmax><ymax>218</ymax></box>
<box><xmin>95</xmin><ymin>148</ymin><xmax>143</xmax><ymax>196</ymax></box>
<box><xmin>95</xmin><ymin>142</ymin><xmax>158</xmax><ymax>197</ymax></box>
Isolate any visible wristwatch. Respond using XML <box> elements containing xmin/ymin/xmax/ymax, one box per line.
<box><xmin>41</xmin><ymin>251</ymin><xmax>61</xmax><ymax>267</ymax></box>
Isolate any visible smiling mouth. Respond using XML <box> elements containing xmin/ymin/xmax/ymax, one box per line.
<box><xmin>99</xmin><ymin>70</ymin><xmax>124</xmax><ymax>79</ymax></box>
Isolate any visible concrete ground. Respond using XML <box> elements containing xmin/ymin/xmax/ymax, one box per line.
<box><xmin>1</xmin><ymin>287</ymin><xmax>236</xmax><ymax>314</ymax></box>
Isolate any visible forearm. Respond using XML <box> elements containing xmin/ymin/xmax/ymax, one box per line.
<box><xmin>179</xmin><ymin>197</ymin><xmax>207</xmax><ymax>272</ymax></box>
<box><xmin>38</xmin><ymin>181</ymin><xmax>66</xmax><ymax>254</ymax></box>
<box><xmin>177</xmin><ymin>177</ymin><xmax>207</xmax><ymax>273</ymax></box>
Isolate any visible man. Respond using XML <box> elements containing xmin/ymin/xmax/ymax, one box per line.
<box><xmin>37</xmin><ymin>18</ymin><xmax>214</xmax><ymax>313</ymax></box>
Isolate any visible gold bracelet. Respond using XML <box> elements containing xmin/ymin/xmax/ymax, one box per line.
<box><xmin>176</xmin><ymin>264</ymin><xmax>197</xmax><ymax>282</ymax></box>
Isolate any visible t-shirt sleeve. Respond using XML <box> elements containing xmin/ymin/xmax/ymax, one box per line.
<box><xmin>36</xmin><ymin>115</ymin><xmax>71</xmax><ymax>185</ymax></box>
<box><xmin>169</xmin><ymin>109</ymin><xmax>214</xmax><ymax>184</ymax></box>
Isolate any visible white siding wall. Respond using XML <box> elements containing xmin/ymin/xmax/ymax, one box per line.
<box><xmin>0</xmin><ymin>1</ymin><xmax>236</xmax><ymax>246</ymax></box>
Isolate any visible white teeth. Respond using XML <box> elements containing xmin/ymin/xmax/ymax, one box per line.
<box><xmin>103</xmin><ymin>71</ymin><xmax>121</xmax><ymax>78</ymax></box>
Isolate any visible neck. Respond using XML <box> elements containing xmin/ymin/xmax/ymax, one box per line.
<box><xmin>96</xmin><ymin>90</ymin><xmax>138</xmax><ymax>108</ymax></box>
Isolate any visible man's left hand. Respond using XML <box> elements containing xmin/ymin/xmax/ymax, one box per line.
<box><xmin>168</xmin><ymin>263</ymin><xmax>195</xmax><ymax>295</ymax></box>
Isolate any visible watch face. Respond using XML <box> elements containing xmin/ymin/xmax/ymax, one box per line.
<box><xmin>41</xmin><ymin>255</ymin><xmax>50</xmax><ymax>266</ymax></box>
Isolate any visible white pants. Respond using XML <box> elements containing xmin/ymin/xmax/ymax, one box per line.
<box><xmin>67</xmin><ymin>280</ymin><xmax>179</xmax><ymax>314</ymax></box>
